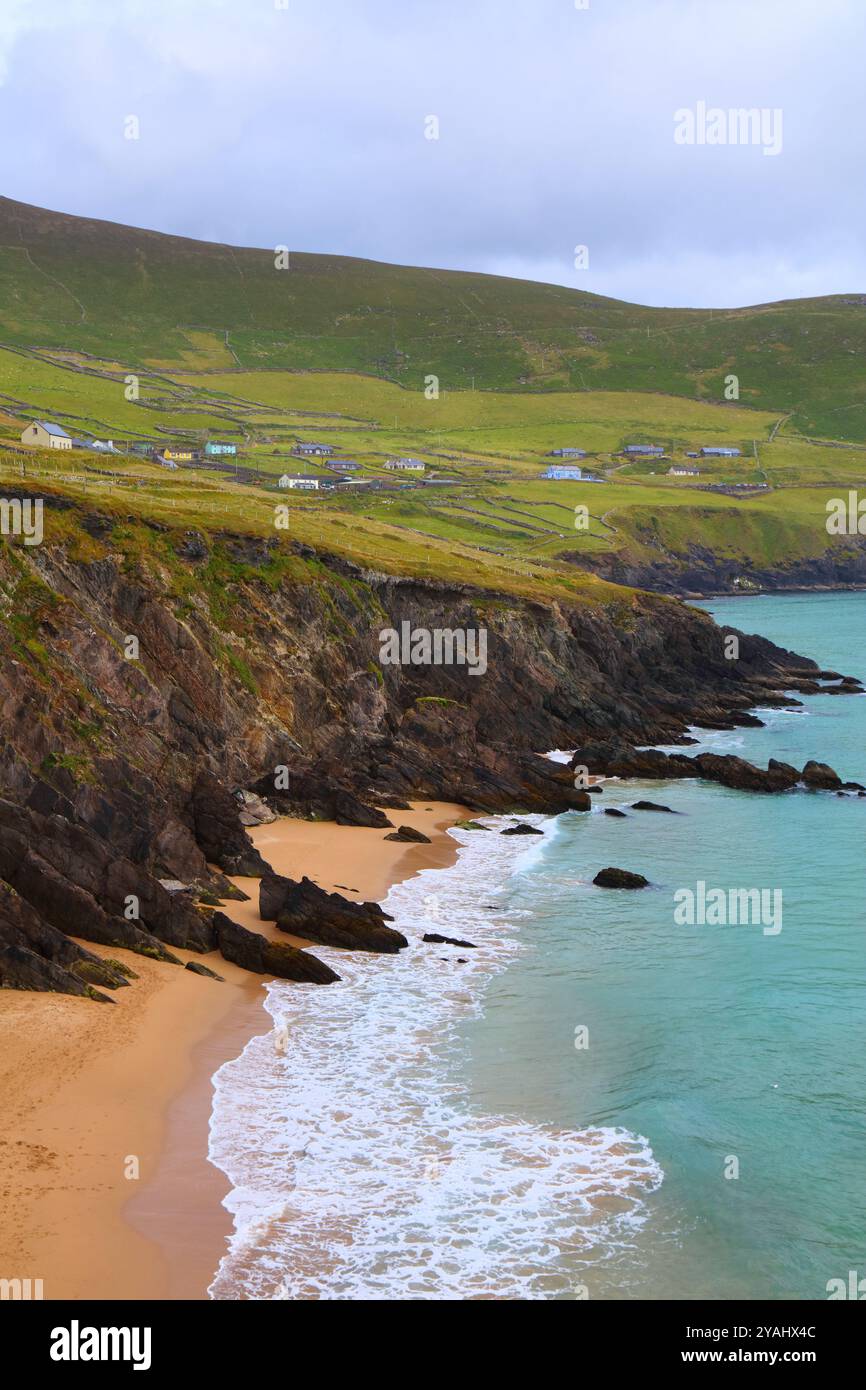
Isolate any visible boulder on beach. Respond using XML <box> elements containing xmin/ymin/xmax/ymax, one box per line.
<box><xmin>383</xmin><ymin>825</ymin><xmax>432</xmax><ymax>843</ymax></box>
<box><xmin>185</xmin><ymin>960</ymin><xmax>225</xmax><ymax>981</ymax></box>
<box><xmin>593</xmin><ymin>867</ymin><xmax>650</xmax><ymax>889</ymax></box>
<box><xmin>259</xmin><ymin>873</ymin><xmax>407</xmax><ymax>953</ymax></box>
<box><xmin>500</xmin><ymin>823</ymin><xmax>543</xmax><ymax>836</ymax></box>
<box><xmin>212</xmin><ymin>911</ymin><xmax>340</xmax><ymax>983</ymax></box>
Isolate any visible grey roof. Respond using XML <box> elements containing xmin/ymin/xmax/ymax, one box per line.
<box><xmin>34</xmin><ymin>420</ymin><xmax>70</xmax><ymax>437</ymax></box>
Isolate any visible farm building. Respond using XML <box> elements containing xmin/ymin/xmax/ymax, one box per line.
<box><xmin>624</xmin><ymin>444</ymin><xmax>665</xmax><ymax>457</ymax></box>
<box><xmin>293</xmin><ymin>442</ymin><xmax>333</xmax><ymax>457</ymax></box>
<box><xmin>548</xmin><ymin>448</ymin><xmax>586</xmax><ymax>459</ymax></box>
<box><xmin>700</xmin><ymin>446</ymin><xmax>741</xmax><ymax>457</ymax></box>
<box><xmin>544</xmin><ymin>464</ymin><xmax>583</xmax><ymax>480</ymax></box>
<box><xmin>329</xmin><ymin>459</ymin><xmax>361</xmax><ymax>471</ymax></box>
<box><xmin>668</xmin><ymin>466</ymin><xmax>700</xmax><ymax>477</ymax></box>
<box><xmin>278</xmin><ymin>475</ymin><xmax>320</xmax><ymax>490</ymax></box>
<box><xmin>383</xmin><ymin>458</ymin><xmax>425</xmax><ymax>471</ymax></box>
<box><xmin>21</xmin><ymin>421</ymin><xmax>72</xmax><ymax>450</ymax></box>
<box><xmin>205</xmin><ymin>441</ymin><xmax>238</xmax><ymax>457</ymax></box>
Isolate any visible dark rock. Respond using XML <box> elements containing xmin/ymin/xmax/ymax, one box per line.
<box><xmin>422</xmin><ymin>933</ymin><xmax>477</xmax><ymax>948</ymax></box>
<box><xmin>185</xmin><ymin>960</ymin><xmax>225</xmax><ymax>980</ymax></box>
<box><xmin>593</xmin><ymin>867</ymin><xmax>650</xmax><ymax>889</ymax></box>
<box><xmin>500</xmin><ymin>823</ymin><xmax>543</xmax><ymax>836</ymax></box>
<box><xmin>0</xmin><ymin>940</ymin><xmax>112</xmax><ymax>1002</ymax></box>
<box><xmin>191</xmin><ymin>772</ymin><xmax>269</xmax><ymax>876</ymax></box>
<box><xmin>632</xmin><ymin>800</ymin><xmax>676</xmax><ymax>813</ymax></box>
<box><xmin>604</xmin><ymin>808</ymin><xmax>628</xmax><ymax>818</ymax></box>
<box><xmin>260</xmin><ymin>873</ymin><xmax>406</xmax><ymax>953</ymax></box>
<box><xmin>212</xmin><ymin>912</ymin><xmax>339</xmax><ymax>983</ymax></box>
<box><xmin>802</xmin><ymin>760</ymin><xmax>843</xmax><ymax>790</ymax></box>
<box><xmin>383</xmin><ymin>825</ymin><xmax>432</xmax><ymax>843</ymax></box>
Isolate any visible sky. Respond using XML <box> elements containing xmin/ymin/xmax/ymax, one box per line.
<box><xmin>0</xmin><ymin>0</ymin><xmax>863</xmax><ymax>308</ymax></box>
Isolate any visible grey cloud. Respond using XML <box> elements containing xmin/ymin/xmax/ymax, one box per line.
<box><xmin>0</xmin><ymin>0</ymin><xmax>863</xmax><ymax>306</ymax></box>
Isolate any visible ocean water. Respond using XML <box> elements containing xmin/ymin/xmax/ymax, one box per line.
<box><xmin>208</xmin><ymin>592</ymin><xmax>865</xmax><ymax>1301</ymax></box>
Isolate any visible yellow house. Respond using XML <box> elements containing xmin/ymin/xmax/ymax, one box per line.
<box><xmin>22</xmin><ymin>420</ymin><xmax>72</xmax><ymax>450</ymax></box>
<box><xmin>163</xmin><ymin>445</ymin><xmax>195</xmax><ymax>461</ymax></box>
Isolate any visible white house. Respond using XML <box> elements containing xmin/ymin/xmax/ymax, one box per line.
<box><xmin>668</xmin><ymin>465</ymin><xmax>700</xmax><ymax>477</ymax></box>
<box><xmin>279</xmin><ymin>474</ymin><xmax>320</xmax><ymax>490</ymax></box>
<box><xmin>383</xmin><ymin>458</ymin><xmax>425</xmax><ymax>472</ymax></box>
<box><xmin>22</xmin><ymin>420</ymin><xmax>72</xmax><ymax>450</ymax></box>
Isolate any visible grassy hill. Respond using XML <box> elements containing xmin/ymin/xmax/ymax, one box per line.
<box><xmin>2</xmin><ymin>196</ymin><xmax>866</xmax><ymax>439</ymax></box>
<box><xmin>1</xmin><ymin>196</ymin><xmax>864</xmax><ymax>598</ymax></box>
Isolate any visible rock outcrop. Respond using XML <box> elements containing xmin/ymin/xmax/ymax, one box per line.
<box><xmin>259</xmin><ymin>873</ymin><xmax>407</xmax><ymax>953</ymax></box>
<box><xmin>0</xmin><ymin>499</ymin><xmax>859</xmax><ymax>999</ymax></box>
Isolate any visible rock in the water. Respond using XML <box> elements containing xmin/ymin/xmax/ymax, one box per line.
<box><xmin>632</xmin><ymin>800</ymin><xmax>675</xmax><ymax>813</ymax></box>
<box><xmin>801</xmin><ymin>760</ymin><xmax>843</xmax><ymax>790</ymax></box>
<box><xmin>259</xmin><ymin>873</ymin><xmax>407</xmax><ymax>953</ymax></box>
<box><xmin>422</xmin><ymin>932</ymin><xmax>477</xmax><ymax>948</ymax></box>
<box><xmin>500</xmin><ymin>822</ymin><xmax>543</xmax><ymax>836</ymax></box>
<box><xmin>604</xmin><ymin>808</ymin><xmax>628</xmax><ymax>818</ymax></box>
<box><xmin>593</xmin><ymin>867</ymin><xmax>650</xmax><ymax>889</ymax></box>
<box><xmin>383</xmin><ymin>825</ymin><xmax>432</xmax><ymax>843</ymax></box>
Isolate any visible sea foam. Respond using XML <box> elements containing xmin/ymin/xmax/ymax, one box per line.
<box><xmin>207</xmin><ymin>817</ymin><xmax>662</xmax><ymax>1300</ymax></box>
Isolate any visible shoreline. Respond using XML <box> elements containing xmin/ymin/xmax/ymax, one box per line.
<box><xmin>0</xmin><ymin>801</ymin><xmax>468</xmax><ymax>1301</ymax></box>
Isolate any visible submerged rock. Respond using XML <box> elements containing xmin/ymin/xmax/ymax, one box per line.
<box><xmin>604</xmin><ymin>808</ymin><xmax>628</xmax><ymax>818</ymax></box>
<box><xmin>422</xmin><ymin>932</ymin><xmax>477</xmax><ymax>948</ymax></box>
<box><xmin>632</xmin><ymin>800</ymin><xmax>676</xmax><ymax>813</ymax></box>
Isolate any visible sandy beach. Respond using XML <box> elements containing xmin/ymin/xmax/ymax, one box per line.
<box><xmin>0</xmin><ymin>801</ymin><xmax>468</xmax><ymax>1301</ymax></box>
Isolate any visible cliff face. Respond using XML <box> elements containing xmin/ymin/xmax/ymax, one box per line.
<box><xmin>0</xmin><ymin>501</ymin><xmax>824</xmax><ymax>998</ymax></box>
<box><xmin>571</xmin><ymin>538</ymin><xmax>866</xmax><ymax>597</ymax></box>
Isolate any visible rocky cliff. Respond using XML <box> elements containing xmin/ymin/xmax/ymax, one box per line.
<box><xmin>0</xmin><ymin>493</ymin><xmax>848</xmax><ymax>999</ymax></box>
<box><xmin>571</xmin><ymin>537</ymin><xmax>866</xmax><ymax>597</ymax></box>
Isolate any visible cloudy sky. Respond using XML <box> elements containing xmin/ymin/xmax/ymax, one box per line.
<box><xmin>0</xmin><ymin>0</ymin><xmax>863</xmax><ymax>307</ymax></box>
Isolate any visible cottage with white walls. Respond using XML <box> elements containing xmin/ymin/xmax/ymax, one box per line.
<box><xmin>22</xmin><ymin>420</ymin><xmax>72</xmax><ymax>450</ymax></box>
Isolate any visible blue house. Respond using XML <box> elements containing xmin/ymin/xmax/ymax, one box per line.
<box><xmin>329</xmin><ymin>459</ymin><xmax>361</xmax><ymax>471</ymax></box>
<box><xmin>548</xmin><ymin>447</ymin><xmax>586</xmax><ymax>459</ymax></box>
<box><xmin>700</xmin><ymin>446</ymin><xmax>741</xmax><ymax>457</ymax></box>
<box><xmin>544</xmin><ymin>464</ymin><xmax>584</xmax><ymax>480</ymax></box>
<box><xmin>624</xmin><ymin>444</ymin><xmax>665</xmax><ymax>456</ymax></box>
<box><xmin>205</xmin><ymin>441</ymin><xmax>238</xmax><ymax>457</ymax></box>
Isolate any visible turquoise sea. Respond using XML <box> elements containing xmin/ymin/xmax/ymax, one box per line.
<box><xmin>209</xmin><ymin>592</ymin><xmax>864</xmax><ymax>1300</ymax></box>
<box><xmin>460</xmin><ymin>592</ymin><xmax>866</xmax><ymax>1299</ymax></box>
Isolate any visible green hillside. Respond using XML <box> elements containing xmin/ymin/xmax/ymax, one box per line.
<box><xmin>2</xmin><ymin>197</ymin><xmax>866</xmax><ymax>439</ymax></box>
